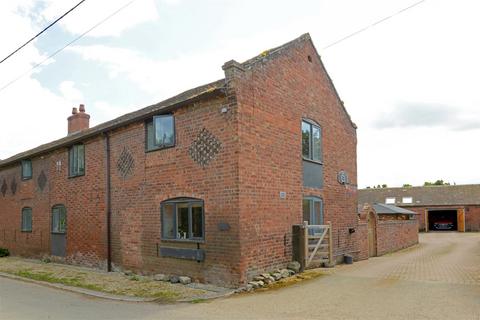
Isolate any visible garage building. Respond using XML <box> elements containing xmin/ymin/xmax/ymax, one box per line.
<box><xmin>358</xmin><ymin>184</ymin><xmax>480</xmax><ymax>232</ymax></box>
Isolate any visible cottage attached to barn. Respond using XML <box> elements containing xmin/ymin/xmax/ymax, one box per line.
<box><xmin>0</xmin><ymin>34</ymin><xmax>359</xmax><ymax>286</ymax></box>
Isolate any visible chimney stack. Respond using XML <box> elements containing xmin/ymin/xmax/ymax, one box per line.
<box><xmin>67</xmin><ymin>104</ymin><xmax>90</xmax><ymax>135</ymax></box>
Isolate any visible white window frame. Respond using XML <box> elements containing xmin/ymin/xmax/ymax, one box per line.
<box><xmin>385</xmin><ymin>197</ymin><xmax>396</xmax><ymax>204</ymax></box>
<box><xmin>402</xmin><ymin>197</ymin><xmax>413</xmax><ymax>204</ymax></box>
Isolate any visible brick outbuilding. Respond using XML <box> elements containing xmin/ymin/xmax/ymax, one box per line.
<box><xmin>359</xmin><ymin>185</ymin><xmax>480</xmax><ymax>232</ymax></box>
<box><xmin>0</xmin><ymin>34</ymin><xmax>359</xmax><ymax>286</ymax></box>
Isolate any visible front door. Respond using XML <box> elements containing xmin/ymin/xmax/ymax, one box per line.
<box><xmin>457</xmin><ymin>208</ymin><xmax>465</xmax><ymax>232</ymax></box>
<box><xmin>51</xmin><ymin>205</ymin><xmax>67</xmax><ymax>257</ymax></box>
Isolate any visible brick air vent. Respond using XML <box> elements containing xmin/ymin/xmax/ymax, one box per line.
<box><xmin>188</xmin><ymin>128</ymin><xmax>222</xmax><ymax>167</ymax></box>
<box><xmin>116</xmin><ymin>147</ymin><xmax>135</xmax><ymax>178</ymax></box>
<box><xmin>10</xmin><ymin>178</ymin><xmax>17</xmax><ymax>195</ymax></box>
<box><xmin>38</xmin><ymin>170</ymin><xmax>47</xmax><ymax>191</ymax></box>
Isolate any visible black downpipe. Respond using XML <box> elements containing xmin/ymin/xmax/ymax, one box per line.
<box><xmin>104</xmin><ymin>133</ymin><xmax>112</xmax><ymax>272</ymax></box>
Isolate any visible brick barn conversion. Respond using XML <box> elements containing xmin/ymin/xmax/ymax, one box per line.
<box><xmin>358</xmin><ymin>185</ymin><xmax>480</xmax><ymax>232</ymax></box>
<box><xmin>0</xmin><ymin>34</ymin><xmax>365</xmax><ymax>286</ymax></box>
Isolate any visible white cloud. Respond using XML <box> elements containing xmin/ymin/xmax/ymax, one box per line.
<box><xmin>0</xmin><ymin>2</ymin><xmax>71</xmax><ymax>159</ymax></box>
<box><xmin>40</xmin><ymin>0</ymin><xmax>158</xmax><ymax>37</ymax></box>
<box><xmin>59</xmin><ymin>80</ymin><xmax>83</xmax><ymax>104</ymax></box>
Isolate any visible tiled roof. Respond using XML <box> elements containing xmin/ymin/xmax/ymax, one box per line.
<box><xmin>359</xmin><ymin>184</ymin><xmax>480</xmax><ymax>207</ymax></box>
<box><xmin>0</xmin><ymin>33</ymin><xmax>356</xmax><ymax>168</ymax></box>
<box><xmin>0</xmin><ymin>79</ymin><xmax>225</xmax><ymax>168</ymax></box>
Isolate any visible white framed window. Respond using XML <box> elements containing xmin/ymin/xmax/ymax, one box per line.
<box><xmin>402</xmin><ymin>197</ymin><xmax>413</xmax><ymax>204</ymax></box>
<box><xmin>385</xmin><ymin>197</ymin><xmax>396</xmax><ymax>204</ymax></box>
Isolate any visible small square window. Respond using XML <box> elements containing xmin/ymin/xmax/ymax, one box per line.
<box><xmin>146</xmin><ymin>115</ymin><xmax>175</xmax><ymax>151</ymax></box>
<box><xmin>402</xmin><ymin>197</ymin><xmax>413</xmax><ymax>204</ymax></box>
<box><xmin>21</xmin><ymin>207</ymin><xmax>32</xmax><ymax>232</ymax></box>
<box><xmin>21</xmin><ymin>160</ymin><xmax>32</xmax><ymax>180</ymax></box>
<box><xmin>385</xmin><ymin>197</ymin><xmax>396</xmax><ymax>204</ymax></box>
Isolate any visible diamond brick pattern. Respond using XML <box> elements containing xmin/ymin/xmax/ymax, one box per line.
<box><xmin>38</xmin><ymin>170</ymin><xmax>47</xmax><ymax>191</ymax></box>
<box><xmin>117</xmin><ymin>147</ymin><xmax>135</xmax><ymax>178</ymax></box>
<box><xmin>188</xmin><ymin>128</ymin><xmax>222</xmax><ymax>167</ymax></box>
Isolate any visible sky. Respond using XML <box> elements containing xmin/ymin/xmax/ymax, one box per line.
<box><xmin>0</xmin><ymin>0</ymin><xmax>479</xmax><ymax>188</ymax></box>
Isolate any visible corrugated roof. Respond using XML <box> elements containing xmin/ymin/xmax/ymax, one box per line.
<box><xmin>372</xmin><ymin>203</ymin><xmax>417</xmax><ymax>215</ymax></box>
<box><xmin>358</xmin><ymin>184</ymin><xmax>480</xmax><ymax>207</ymax></box>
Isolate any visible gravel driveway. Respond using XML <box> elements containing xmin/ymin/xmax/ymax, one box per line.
<box><xmin>1</xmin><ymin>232</ymin><xmax>479</xmax><ymax>320</ymax></box>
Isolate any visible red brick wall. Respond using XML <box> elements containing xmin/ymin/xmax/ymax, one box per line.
<box><xmin>106</xmin><ymin>96</ymin><xmax>243</xmax><ymax>286</ymax></box>
<box><xmin>0</xmin><ymin>35</ymin><xmax>359</xmax><ymax>286</ymax></box>
<box><xmin>355</xmin><ymin>221</ymin><xmax>369</xmax><ymax>261</ymax></box>
<box><xmin>0</xmin><ymin>137</ymin><xmax>107</xmax><ymax>268</ymax></box>
<box><xmin>376</xmin><ymin>220</ymin><xmax>418</xmax><ymax>256</ymax></box>
<box><xmin>231</xmin><ymin>36</ymin><xmax>358</xmax><ymax>277</ymax></box>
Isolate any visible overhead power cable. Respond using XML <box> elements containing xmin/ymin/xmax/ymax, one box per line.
<box><xmin>0</xmin><ymin>0</ymin><xmax>137</xmax><ymax>94</ymax></box>
<box><xmin>323</xmin><ymin>0</ymin><xmax>426</xmax><ymax>50</ymax></box>
<box><xmin>0</xmin><ymin>0</ymin><xmax>87</xmax><ymax>65</ymax></box>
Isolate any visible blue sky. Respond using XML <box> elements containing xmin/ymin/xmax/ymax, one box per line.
<box><xmin>0</xmin><ymin>0</ymin><xmax>479</xmax><ymax>187</ymax></box>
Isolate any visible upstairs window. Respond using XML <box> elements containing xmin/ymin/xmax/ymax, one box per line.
<box><xmin>69</xmin><ymin>144</ymin><xmax>85</xmax><ymax>177</ymax></box>
<box><xmin>21</xmin><ymin>207</ymin><xmax>32</xmax><ymax>232</ymax></box>
<box><xmin>146</xmin><ymin>115</ymin><xmax>175</xmax><ymax>151</ymax></box>
<box><xmin>21</xmin><ymin>159</ymin><xmax>32</xmax><ymax>180</ymax></box>
<box><xmin>302</xmin><ymin>120</ymin><xmax>322</xmax><ymax>162</ymax></box>
<box><xmin>385</xmin><ymin>197</ymin><xmax>396</xmax><ymax>204</ymax></box>
<box><xmin>161</xmin><ymin>198</ymin><xmax>204</xmax><ymax>241</ymax></box>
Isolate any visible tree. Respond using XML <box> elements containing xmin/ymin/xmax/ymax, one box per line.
<box><xmin>424</xmin><ymin>180</ymin><xmax>451</xmax><ymax>186</ymax></box>
<box><xmin>381</xmin><ymin>184</ymin><xmax>388</xmax><ymax>188</ymax></box>
<box><xmin>402</xmin><ymin>184</ymin><xmax>412</xmax><ymax>187</ymax></box>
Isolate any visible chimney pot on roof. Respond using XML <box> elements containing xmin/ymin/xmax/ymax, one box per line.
<box><xmin>67</xmin><ymin>104</ymin><xmax>90</xmax><ymax>135</ymax></box>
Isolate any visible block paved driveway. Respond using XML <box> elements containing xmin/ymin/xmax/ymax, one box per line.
<box><xmin>1</xmin><ymin>232</ymin><xmax>479</xmax><ymax>320</ymax></box>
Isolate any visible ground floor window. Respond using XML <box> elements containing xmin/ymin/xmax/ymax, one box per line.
<box><xmin>21</xmin><ymin>207</ymin><xmax>32</xmax><ymax>232</ymax></box>
<box><xmin>303</xmin><ymin>197</ymin><xmax>323</xmax><ymax>225</ymax></box>
<box><xmin>161</xmin><ymin>198</ymin><xmax>204</xmax><ymax>241</ymax></box>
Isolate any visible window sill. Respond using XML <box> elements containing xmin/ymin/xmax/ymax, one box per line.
<box><xmin>21</xmin><ymin>230</ymin><xmax>32</xmax><ymax>233</ymax></box>
<box><xmin>68</xmin><ymin>173</ymin><xmax>85</xmax><ymax>179</ymax></box>
<box><xmin>302</xmin><ymin>158</ymin><xmax>324</xmax><ymax>165</ymax></box>
<box><xmin>51</xmin><ymin>232</ymin><xmax>66</xmax><ymax>235</ymax></box>
<box><xmin>145</xmin><ymin>144</ymin><xmax>175</xmax><ymax>153</ymax></box>
<box><xmin>161</xmin><ymin>238</ymin><xmax>205</xmax><ymax>244</ymax></box>
<box><xmin>21</xmin><ymin>177</ymin><xmax>32</xmax><ymax>181</ymax></box>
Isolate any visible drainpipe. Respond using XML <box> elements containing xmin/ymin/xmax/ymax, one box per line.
<box><xmin>104</xmin><ymin>132</ymin><xmax>112</xmax><ymax>272</ymax></box>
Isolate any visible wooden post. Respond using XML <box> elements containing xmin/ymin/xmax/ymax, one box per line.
<box><xmin>303</xmin><ymin>221</ymin><xmax>309</xmax><ymax>271</ymax></box>
<box><xmin>328</xmin><ymin>221</ymin><xmax>333</xmax><ymax>266</ymax></box>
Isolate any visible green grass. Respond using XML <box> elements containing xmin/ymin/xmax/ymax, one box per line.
<box><xmin>14</xmin><ymin>270</ymin><xmax>102</xmax><ymax>291</ymax></box>
<box><xmin>190</xmin><ymin>298</ymin><xmax>207</xmax><ymax>304</ymax></box>
<box><xmin>13</xmin><ymin>269</ymin><xmax>180</xmax><ymax>301</ymax></box>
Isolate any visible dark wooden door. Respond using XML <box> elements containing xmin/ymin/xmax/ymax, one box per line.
<box><xmin>51</xmin><ymin>205</ymin><xmax>67</xmax><ymax>257</ymax></box>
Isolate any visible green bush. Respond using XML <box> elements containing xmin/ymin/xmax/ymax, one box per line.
<box><xmin>0</xmin><ymin>248</ymin><xmax>9</xmax><ymax>257</ymax></box>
